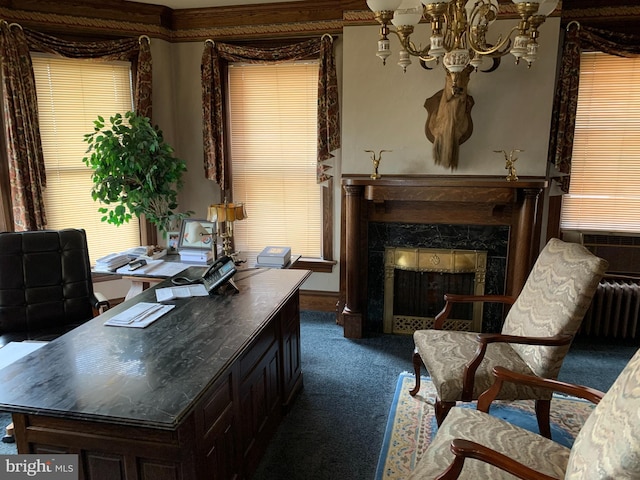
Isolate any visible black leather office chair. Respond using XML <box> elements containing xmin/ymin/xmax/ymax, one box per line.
<box><xmin>0</xmin><ymin>228</ymin><xmax>109</xmax><ymax>443</ymax></box>
<box><xmin>0</xmin><ymin>228</ymin><xmax>109</xmax><ymax>346</ymax></box>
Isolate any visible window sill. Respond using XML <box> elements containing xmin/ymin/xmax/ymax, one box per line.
<box><xmin>291</xmin><ymin>257</ymin><xmax>336</xmax><ymax>274</ymax></box>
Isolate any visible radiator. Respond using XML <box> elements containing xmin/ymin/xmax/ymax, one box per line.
<box><xmin>581</xmin><ymin>280</ymin><xmax>640</xmax><ymax>339</ymax></box>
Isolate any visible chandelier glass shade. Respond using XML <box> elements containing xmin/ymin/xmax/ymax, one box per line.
<box><xmin>366</xmin><ymin>0</ymin><xmax>559</xmax><ymax>73</ymax></box>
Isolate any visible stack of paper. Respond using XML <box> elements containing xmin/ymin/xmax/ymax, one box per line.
<box><xmin>156</xmin><ymin>284</ymin><xmax>209</xmax><ymax>302</ymax></box>
<box><xmin>115</xmin><ymin>260</ymin><xmax>163</xmax><ymax>275</ymax></box>
<box><xmin>94</xmin><ymin>253</ymin><xmax>131</xmax><ymax>272</ymax></box>
<box><xmin>104</xmin><ymin>302</ymin><xmax>175</xmax><ymax>328</ymax></box>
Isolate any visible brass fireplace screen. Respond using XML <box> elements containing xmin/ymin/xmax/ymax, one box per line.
<box><xmin>383</xmin><ymin>247</ymin><xmax>487</xmax><ymax>334</ymax></box>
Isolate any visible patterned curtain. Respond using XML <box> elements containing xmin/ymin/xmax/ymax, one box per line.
<box><xmin>548</xmin><ymin>25</ymin><xmax>640</xmax><ymax>192</ymax></box>
<box><xmin>0</xmin><ymin>22</ymin><xmax>46</xmax><ymax>231</ymax></box>
<box><xmin>0</xmin><ymin>25</ymin><xmax>152</xmax><ymax>231</ymax></box>
<box><xmin>201</xmin><ymin>36</ymin><xmax>340</xmax><ymax>189</ymax></box>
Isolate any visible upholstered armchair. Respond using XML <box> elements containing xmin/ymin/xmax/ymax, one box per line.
<box><xmin>410</xmin><ymin>238</ymin><xmax>608</xmax><ymax>438</ymax></box>
<box><xmin>0</xmin><ymin>228</ymin><xmax>110</xmax><ymax>346</ymax></box>
<box><xmin>408</xmin><ymin>347</ymin><xmax>640</xmax><ymax>479</ymax></box>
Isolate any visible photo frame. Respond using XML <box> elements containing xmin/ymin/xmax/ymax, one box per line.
<box><xmin>167</xmin><ymin>231</ymin><xmax>180</xmax><ymax>254</ymax></box>
<box><xmin>178</xmin><ymin>219</ymin><xmax>216</xmax><ymax>251</ymax></box>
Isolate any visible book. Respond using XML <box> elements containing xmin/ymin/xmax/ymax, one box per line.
<box><xmin>257</xmin><ymin>246</ymin><xmax>291</xmax><ymax>267</ymax></box>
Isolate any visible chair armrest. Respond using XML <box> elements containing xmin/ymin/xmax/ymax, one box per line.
<box><xmin>477</xmin><ymin>332</ymin><xmax>574</xmax><ymax>347</ymax></box>
<box><xmin>460</xmin><ymin>333</ymin><xmax>573</xmax><ymax>400</ymax></box>
<box><xmin>92</xmin><ymin>292</ymin><xmax>111</xmax><ymax>316</ymax></box>
<box><xmin>477</xmin><ymin>366</ymin><xmax>605</xmax><ymax>413</ymax></box>
<box><xmin>435</xmin><ymin>439</ymin><xmax>558</xmax><ymax>480</ymax></box>
<box><xmin>434</xmin><ymin>294</ymin><xmax>516</xmax><ymax>329</ymax></box>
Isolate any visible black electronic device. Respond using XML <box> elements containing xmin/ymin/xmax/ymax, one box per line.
<box><xmin>202</xmin><ymin>255</ymin><xmax>238</xmax><ymax>295</ymax></box>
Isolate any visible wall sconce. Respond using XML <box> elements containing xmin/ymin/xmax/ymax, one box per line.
<box><xmin>208</xmin><ymin>200</ymin><xmax>248</xmax><ymax>257</ymax></box>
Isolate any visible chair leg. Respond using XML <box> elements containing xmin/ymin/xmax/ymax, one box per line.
<box><xmin>535</xmin><ymin>399</ymin><xmax>552</xmax><ymax>439</ymax></box>
<box><xmin>435</xmin><ymin>400</ymin><xmax>455</xmax><ymax>426</ymax></box>
<box><xmin>1</xmin><ymin>422</ymin><xmax>14</xmax><ymax>443</ymax></box>
<box><xmin>409</xmin><ymin>351</ymin><xmax>421</xmax><ymax>396</ymax></box>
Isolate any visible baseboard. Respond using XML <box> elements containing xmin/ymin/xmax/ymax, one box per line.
<box><xmin>300</xmin><ymin>290</ymin><xmax>339</xmax><ymax>313</ymax></box>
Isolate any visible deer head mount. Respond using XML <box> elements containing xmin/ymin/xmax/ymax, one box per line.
<box><xmin>424</xmin><ymin>65</ymin><xmax>474</xmax><ymax>171</ymax></box>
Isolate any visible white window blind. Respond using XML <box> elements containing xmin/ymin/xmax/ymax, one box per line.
<box><xmin>561</xmin><ymin>52</ymin><xmax>640</xmax><ymax>234</ymax></box>
<box><xmin>228</xmin><ymin>62</ymin><xmax>321</xmax><ymax>257</ymax></box>
<box><xmin>31</xmin><ymin>53</ymin><xmax>139</xmax><ymax>263</ymax></box>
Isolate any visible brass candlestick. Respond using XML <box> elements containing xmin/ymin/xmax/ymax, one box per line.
<box><xmin>365</xmin><ymin>149</ymin><xmax>391</xmax><ymax>180</ymax></box>
<box><xmin>494</xmin><ymin>149</ymin><xmax>522</xmax><ymax>182</ymax></box>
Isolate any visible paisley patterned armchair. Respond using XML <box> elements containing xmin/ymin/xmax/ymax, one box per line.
<box><xmin>408</xmin><ymin>347</ymin><xmax>640</xmax><ymax>479</ymax></box>
<box><xmin>410</xmin><ymin>238</ymin><xmax>608</xmax><ymax>438</ymax></box>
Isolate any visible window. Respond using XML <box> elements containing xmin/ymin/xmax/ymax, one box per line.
<box><xmin>227</xmin><ymin>61</ymin><xmax>322</xmax><ymax>257</ymax></box>
<box><xmin>32</xmin><ymin>53</ymin><xmax>139</xmax><ymax>263</ymax></box>
<box><xmin>561</xmin><ymin>52</ymin><xmax>640</xmax><ymax>234</ymax></box>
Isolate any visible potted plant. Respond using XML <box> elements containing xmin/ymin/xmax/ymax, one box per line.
<box><xmin>82</xmin><ymin>111</ymin><xmax>191</xmax><ymax>235</ymax></box>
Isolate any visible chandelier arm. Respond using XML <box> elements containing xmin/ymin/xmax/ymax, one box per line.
<box><xmin>389</xmin><ymin>30</ymin><xmax>431</xmax><ymax>58</ymax></box>
<box><xmin>468</xmin><ymin>25</ymin><xmax>519</xmax><ymax>56</ymax></box>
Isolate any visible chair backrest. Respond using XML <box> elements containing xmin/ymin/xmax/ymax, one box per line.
<box><xmin>565</xmin><ymin>347</ymin><xmax>640</xmax><ymax>479</ymax></box>
<box><xmin>0</xmin><ymin>229</ymin><xmax>96</xmax><ymax>343</ymax></box>
<box><xmin>501</xmin><ymin>238</ymin><xmax>608</xmax><ymax>378</ymax></box>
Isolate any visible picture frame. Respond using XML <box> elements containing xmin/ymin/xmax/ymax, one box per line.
<box><xmin>167</xmin><ymin>231</ymin><xmax>180</xmax><ymax>254</ymax></box>
<box><xmin>178</xmin><ymin>219</ymin><xmax>216</xmax><ymax>251</ymax></box>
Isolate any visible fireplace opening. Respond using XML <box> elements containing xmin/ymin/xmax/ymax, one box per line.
<box><xmin>384</xmin><ymin>247</ymin><xmax>487</xmax><ymax>334</ymax></box>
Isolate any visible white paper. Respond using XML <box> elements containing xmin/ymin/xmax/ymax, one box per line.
<box><xmin>104</xmin><ymin>302</ymin><xmax>175</xmax><ymax>328</ymax></box>
<box><xmin>115</xmin><ymin>261</ymin><xmax>192</xmax><ymax>277</ymax></box>
<box><xmin>155</xmin><ymin>284</ymin><xmax>209</xmax><ymax>302</ymax></box>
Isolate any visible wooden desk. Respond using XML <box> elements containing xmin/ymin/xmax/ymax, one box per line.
<box><xmin>0</xmin><ymin>268</ymin><xmax>310</xmax><ymax>480</ymax></box>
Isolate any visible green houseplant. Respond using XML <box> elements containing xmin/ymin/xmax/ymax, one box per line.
<box><xmin>82</xmin><ymin>111</ymin><xmax>191</xmax><ymax>235</ymax></box>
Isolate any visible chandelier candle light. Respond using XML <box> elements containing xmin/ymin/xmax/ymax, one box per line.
<box><xmin>367</xmin><ymin>0</ymin><xmax>559</xmax><ymax>73</ymax></box>
<box><xmin>208</xmin><ymin>200</ymin><xmax>248</xmax><ymax>257</ymax></box>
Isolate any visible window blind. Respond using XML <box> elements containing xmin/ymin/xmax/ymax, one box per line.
<box><xmin>561</xmin><ymin>52</ymin><xmax>640</xmax><ymax>234</ymax></box>
<box><xmin>31</xmin><ymin>53</ymin><xmax>139</xmax><ymax>263</ymax></box>
<box><xmin>228</xmin><ymin>62</ymin><xmax>321</xmax><ymax>257</ymax></box>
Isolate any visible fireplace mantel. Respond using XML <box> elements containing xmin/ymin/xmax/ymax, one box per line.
<box><xmin>339</xmin><ymin>175</ymin><xmax>548</xmax><ymax>338</ymax></box>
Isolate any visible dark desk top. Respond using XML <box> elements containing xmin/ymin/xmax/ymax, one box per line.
<box><xmin>0</xmin><ymin>268</ymin><xmax>310</xmax><ymax>430</ymax></box>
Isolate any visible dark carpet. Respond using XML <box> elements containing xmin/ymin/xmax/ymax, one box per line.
<box><xmin>251</xmin><ymin>311</ymin><xmax>638</xmax><ymax>480</ymax></box>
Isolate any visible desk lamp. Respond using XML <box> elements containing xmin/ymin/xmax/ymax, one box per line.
<box><xmin>208</xmin><ymin>200</ymin><xmax>247</xmax><ymax>257</ymax></box>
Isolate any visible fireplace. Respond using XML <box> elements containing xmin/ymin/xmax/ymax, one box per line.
<box><xmin>340</xmin><ymin>175</ymin><xmax>547</xmax><ymax>338</ymax></box>
<box><xmin>383</xmin><ymin>247</ymin><xmax>488</xmax><ymax>334</ymax></box>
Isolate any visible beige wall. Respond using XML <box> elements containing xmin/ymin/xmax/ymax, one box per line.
<box><xmin>342</xmin><ymin>18</ymin><xmax>561</xmax><ymax>176</ymax></box>
<box><xmin>98</xmin><ymin>19</ymin><xmax>561</xmax><ymax>298</ymax></box>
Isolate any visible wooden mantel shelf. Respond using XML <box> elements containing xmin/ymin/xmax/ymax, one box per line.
<box><xmin>344</xmin><ymin>175</ymin><xmax>547</xmax><ymax>203</ymax></box>
<box><xmin>339</xmin><ymin>175</ymin><xmax>548</xmax><ymax>338</ymax></box>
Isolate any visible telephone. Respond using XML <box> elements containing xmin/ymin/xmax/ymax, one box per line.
<box><xmin>202</xmin><ymin>255</ymin><xmax>238</xmax><ymax>295</ymax></box>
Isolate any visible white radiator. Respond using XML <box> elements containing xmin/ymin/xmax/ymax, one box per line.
<box><xmin>581</xmin><ymin>280</ymin><xmax>640</xmax><ymax>339</ymax></box>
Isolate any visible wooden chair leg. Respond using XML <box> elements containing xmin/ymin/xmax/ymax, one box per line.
<box><xmin>409</xmin><ymin>350</ymin><xmax>422</xmax><ymax>396</ymax></box>
<box><xmin>535</xmin><ymin>399</ymin><xmax>552</xmax><ymax>439</ymax></box>
<box><xmin>1</xmin><ymin>421</ymin><xmax>14</xmax><ymax>443</ymax></box>
<box><xmin>435</xmin><ymin>400</ymin><xmax>455</xmax><ymax>426</ymax></box>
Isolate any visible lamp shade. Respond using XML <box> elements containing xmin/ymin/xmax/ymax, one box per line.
<box><xmin>537</xmin><ymin>0</ymin><xmax>558</xmax><ymax>16</ymax></box>
<box><xmin>209</xmin><ymin>202</ymin><xmax>247</xmax><ymax>223</ymax></box>
<box><xmin>391</xmin><ymin>0</ymin><xmax>423</xmax><ymax>27</ymax></box>
<box><xmin>367</xmin><ymin>0</ymin><xmax>403</xmax><ymax>13</ymax></box>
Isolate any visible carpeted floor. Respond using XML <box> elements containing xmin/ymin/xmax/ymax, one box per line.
<box><xmin>252</xmin><ymin>311</ymin><xmax>638</xmax><ymax>480</ymax></box>
<box><xmin>375</xmin><ymin>373</ymin><xmax>596</xmax><ymax>480</ymax></box>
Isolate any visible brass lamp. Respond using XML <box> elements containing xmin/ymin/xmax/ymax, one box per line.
<box><xmin>208</xmin><ymin>200</ymin><xmax>248</xmax><ymax>257</ymax></box>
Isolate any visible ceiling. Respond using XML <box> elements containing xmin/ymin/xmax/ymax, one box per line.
<box><xmin>127</xmin><ymin>0</ymin><xmax>300</xmax><ymax>8</ymax></box>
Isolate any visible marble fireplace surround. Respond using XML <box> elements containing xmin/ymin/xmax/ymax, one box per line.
<box><xmin>339</xmin><ymin>175</ymin><xmax>548</xmax><ymax>339</ymax></box>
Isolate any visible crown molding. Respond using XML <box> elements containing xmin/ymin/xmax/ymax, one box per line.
<box><xmin>0</xmin><ymin>0</ymin><xmax>635</xmax><ymax>41</ymax></box>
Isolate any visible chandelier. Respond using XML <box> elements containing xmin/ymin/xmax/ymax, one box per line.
<box><xmin>366</xmin><ymin>0</ymin><xmax>559</xmax><ymax>73</ymax></box>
